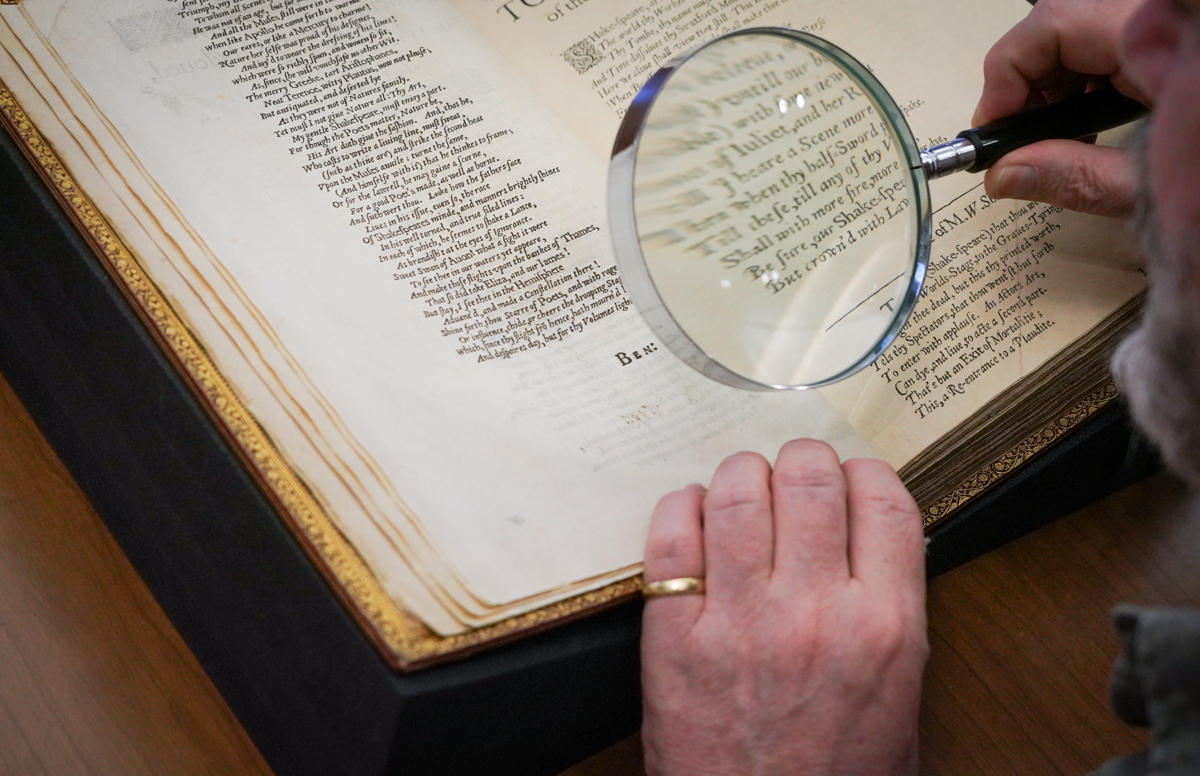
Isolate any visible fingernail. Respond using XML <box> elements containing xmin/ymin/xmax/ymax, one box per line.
<box><xmin>995</xmin><ymin>165</ymin><xmax>1038</xmax><ymax>200</ymax></box>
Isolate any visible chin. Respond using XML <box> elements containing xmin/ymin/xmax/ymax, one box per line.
<box><xmin>1111</xmin><ymin>151</ymin><xmax>1200</xmax><ymax>487</ymax></box>
<box><xmin>1113</xmin><ymin>304</ymin><xmax>1200</xmax><ymax>488</ymax></box>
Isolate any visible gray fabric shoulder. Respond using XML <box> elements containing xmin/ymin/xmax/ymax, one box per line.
<box><xmin>1089</xmin><ymin>605</ymin><xmax>1200</xmax><ymax>776</ymax></box>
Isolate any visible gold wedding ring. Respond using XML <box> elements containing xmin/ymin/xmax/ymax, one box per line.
<box><xmin>642</xmin><ymin>576</ymin><xmax>706</xmax><ymax>598</ymax></box>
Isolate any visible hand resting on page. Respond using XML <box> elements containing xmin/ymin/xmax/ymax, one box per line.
<box><xmin>639</xmin><ymin>440</ymin><xmax>928</xmax><ymax>776</ymax></box>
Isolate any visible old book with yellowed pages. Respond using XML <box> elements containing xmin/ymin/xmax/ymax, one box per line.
<box><xmin>0</xmin><ymin>0</ymin><xmax>1144</xmax><ymax>668</ymax></box>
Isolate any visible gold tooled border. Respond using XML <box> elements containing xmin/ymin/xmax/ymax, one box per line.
<box><xmin>0</xmin><ymin>73</ymin><xmax>1121</xmax><ymax>668</ymax></box>
<box><xmin>920</xmin><ymin>382</ymin><xmax>1120</xmax><ymax>526</ymax></box>
<box><xmin>0</xmin><ymin>79</ymin><xmax>647</xmax><ymax>669</ymax></box>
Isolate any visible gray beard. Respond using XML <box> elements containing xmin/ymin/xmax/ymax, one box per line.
<box><xmin>1110</xmin><ymin>132</ymin><xmax>1200</xmax><ymax>487</ymax></box>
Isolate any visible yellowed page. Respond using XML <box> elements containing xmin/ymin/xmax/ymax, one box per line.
<box><xmin>0</xmin><ymin>0</ymin><xmax>871</xmax><ymax>632</ymax></box>
<box><xmin>3</xmin><ymin>0</ymin><xmax>1139</xmax><ymax>636</ymax></box>
<box><xmin>811</xmin><ymin>0</ymin><xmax>1144</xmax><ymax>465</ymax></box>
<box><xmin>455</xmin><ymin>0</ymin><xmax>1144</xmax><ymax>467</ymax></box>
<box><xmin>822</xmin><ymin>183</ymin><xmax>1143</xmax><ymax>465</ymax></box>
<box><xmin>452</xmin><ymin>0</ymin><xmax>1016</xmax><ymax>159</ymax></box>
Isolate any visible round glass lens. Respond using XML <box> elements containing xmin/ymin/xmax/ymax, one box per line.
<box><xmin>613</xmin><ymin>29</ymin><xmax>930</xmax><ymax>389</ymax></box>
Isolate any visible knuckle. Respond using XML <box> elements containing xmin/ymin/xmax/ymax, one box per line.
<box><xmin>706</xmin><ymin>451</ymin><xmax>770</xmax><ymax>509</ymax></box>
<box><xmin>644</xmin><ymin>632</ymin><xmax>731</xmax><ymax>704</ymax></box>
<box><xmin>743</xmin><ymin>617</ymin><xmax>819</xmax><ymax>678</ymax></box>
<box><xmin>705</xmin><ymin>480</ymin><xmax>767</xmax><ymax>517</ymax></box>
<box><xmin>779</xmin><ymin>437</ymin><xmax>835</xmax><ymax>457</ymax></box>
<box><xmin>869</xmin><ymin>609</ymin><xmax>909</xmax><ymax>649</ymax></box>
<box><xmin>910</xmin><ymin>629</ymin><xmax>932</xmax><ymax>664</ymax></box>
<box><xmin>645</xmin><ymin>527</ymin><xmax>696</xmax><ymax>567</ymax></box>
<box><xmin>726</xmin><ymin>450</ymin><xmax>768</xmax><ymax>468</ymax></box>
<box><xmin>681</xmin><ymin>622</ymin><xmax>738</xmax><ymax>677</ymax></box>
<box><xmin>854</xmin><ymin>489</ymin><xmax>920</xmax><ymax>525</ymax></box>
<box><xmin>1052</xmin><ymin>153</ymin><xmax>1116</xmax><ymax>213</ymax></box>
<box><xmin>845</xmin><ymin>458</ymin><xmax>916</xmax><ymax>504</ymax></box>
<box><xmin>651</xmin><ymin>487</ymin><xmax>698</xmax><ymax>520</ymax></box>
<box><xmin>773</xmin><ymin>441</ymin><xmax>844</xmax><ymax>493</ymax></box>
<box><xmin>856</xmin><ymin>602</ymin><xmax>927</xmax><ymax>666</ymax></box>
<box><xmin>1040</xmin><ymin>0</ymin><xmax>1067</xmax><ymax>22</ymax></box>
<box><xmin>768</xmin><ymin>621</ymin><xmax>821</xmax><ymax>665</ymax></box>
<box><xmin>1036</xmin><ymin>0</ymin><xmax>1072</xmax><ymax>32</ymax></box>
<box><xmin>980</xmin><ymin>43</ymin><xmax>1009</xmax><ymax>79</ymax></box>
<box><xmin>772</xmin><ymin>463</ymin><xmax>845</xmax><ymax>500</ymax></box>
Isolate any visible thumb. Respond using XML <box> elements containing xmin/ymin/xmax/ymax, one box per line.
<box><xmin>982</xmin><ymin>140</ymin><xmax>1136</xmax><ymax>218</ymax></box>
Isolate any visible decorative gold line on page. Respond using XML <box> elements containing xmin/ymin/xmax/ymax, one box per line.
<box><xmin>0</xmin><ymin>79</ymin><xmax>640</xmax><ymax>668</ymax></box>
<box><xmin>920</xmin><ymin>382</ymin><xmax>1119</xmax><ymax>528</ymax></box>
<box><xmin>0</xmin><ymin>82</ymin><xmax>416</xmax><ymax>660</ymax></box>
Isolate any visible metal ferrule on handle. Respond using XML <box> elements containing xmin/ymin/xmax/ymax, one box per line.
<box><xmin>920</xmin><ymin>138</ymin><xmax>977</xmax><ymax>179</ymax></box>
<box><xmin>919</xmin><ymin>86</ymin><xmax>1147</xmax><ymax>181</ymax></box>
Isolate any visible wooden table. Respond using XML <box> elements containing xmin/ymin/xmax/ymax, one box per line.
<box><xmin>0</xmin><ymin>364</ymin><xmax>1192</xmax><ymax>776</ymax></box>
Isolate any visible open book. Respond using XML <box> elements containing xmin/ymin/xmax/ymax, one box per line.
<box><xmin>0</xmin><ymin>0</ymin><xmax>1143</xmax><ymax>667</ymax></box>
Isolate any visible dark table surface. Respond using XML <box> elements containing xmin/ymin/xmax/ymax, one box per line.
<box><xmin>2</xmin><ymin>359</ymin><xmax>1195</xmax><ymax>775</ymax></box>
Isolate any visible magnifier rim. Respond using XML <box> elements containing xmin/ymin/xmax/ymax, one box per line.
<box><xmin>608</xmin><ymin>26</ymin><xmax>933</xmax><ymax>390</ymax></box>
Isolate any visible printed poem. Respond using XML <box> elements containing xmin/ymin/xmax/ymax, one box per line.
<box><xmin>178</xmin><ymin>0</ymin><xmax>625</xmax><ymax>362</ymax></box>
<box><xmin>873</xmin><ymin>191</ymin><xmax>1063</xmax><ymax>420</ymax></box>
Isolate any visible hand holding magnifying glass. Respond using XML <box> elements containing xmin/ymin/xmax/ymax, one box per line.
<box><xmin>608</xmin><ymin>28</ymin><xmax>1145</xmax><ymax>390</ymax></box>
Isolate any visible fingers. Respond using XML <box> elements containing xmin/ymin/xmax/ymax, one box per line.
<box><xmin>984</xmin><ymin>141</ymin><xmax>1137</xmax><ymax>217</ymax></box>
<box><xmin>841</xmin><ymin>458</ymin><xmax>924</xmax><ymax>596</ymax></box>
<box><xmin>643</xmin><ymin>483</ymin><xmax>707</xmax><ymax>627</ymax></box>
<box><xmin>702</xmin><ymin>452</ymin><xmax>774</xmax><ymax>608</ymax></box>
<box><xmin>646</xmin><ymin>443</ymin><xmax>925</xmax><ymax>629</ymax></box>
<box><xmin>640</xmin><ymin>448</ymin><xmax>928</xmax><ymax>776</ymax></box>
<box><xmin>974</xmin><ymin>14</ymin><xmax>1079</xmax><ymax>126</ymax></box>
<box><xmin>770</xmin><ymin>439</ymin><xmax>849</xmax><ymax>587</ymax></box>
<box><xmin>973</xmin><ymin>0</ymin><xmax>1145</xmax><ymax>126</ymax></box>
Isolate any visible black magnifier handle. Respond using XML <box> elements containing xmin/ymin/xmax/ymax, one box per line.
<box><xmin>920</xmin><ymin>86</ymin><xmax>1148</xmax><ymax>179</ymax></box>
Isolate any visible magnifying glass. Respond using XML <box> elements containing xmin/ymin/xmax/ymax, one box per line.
<box><xmin>608</xmin><ymin>27</ymin><xmax>1145</xmax><ymax>390</ymax></box>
